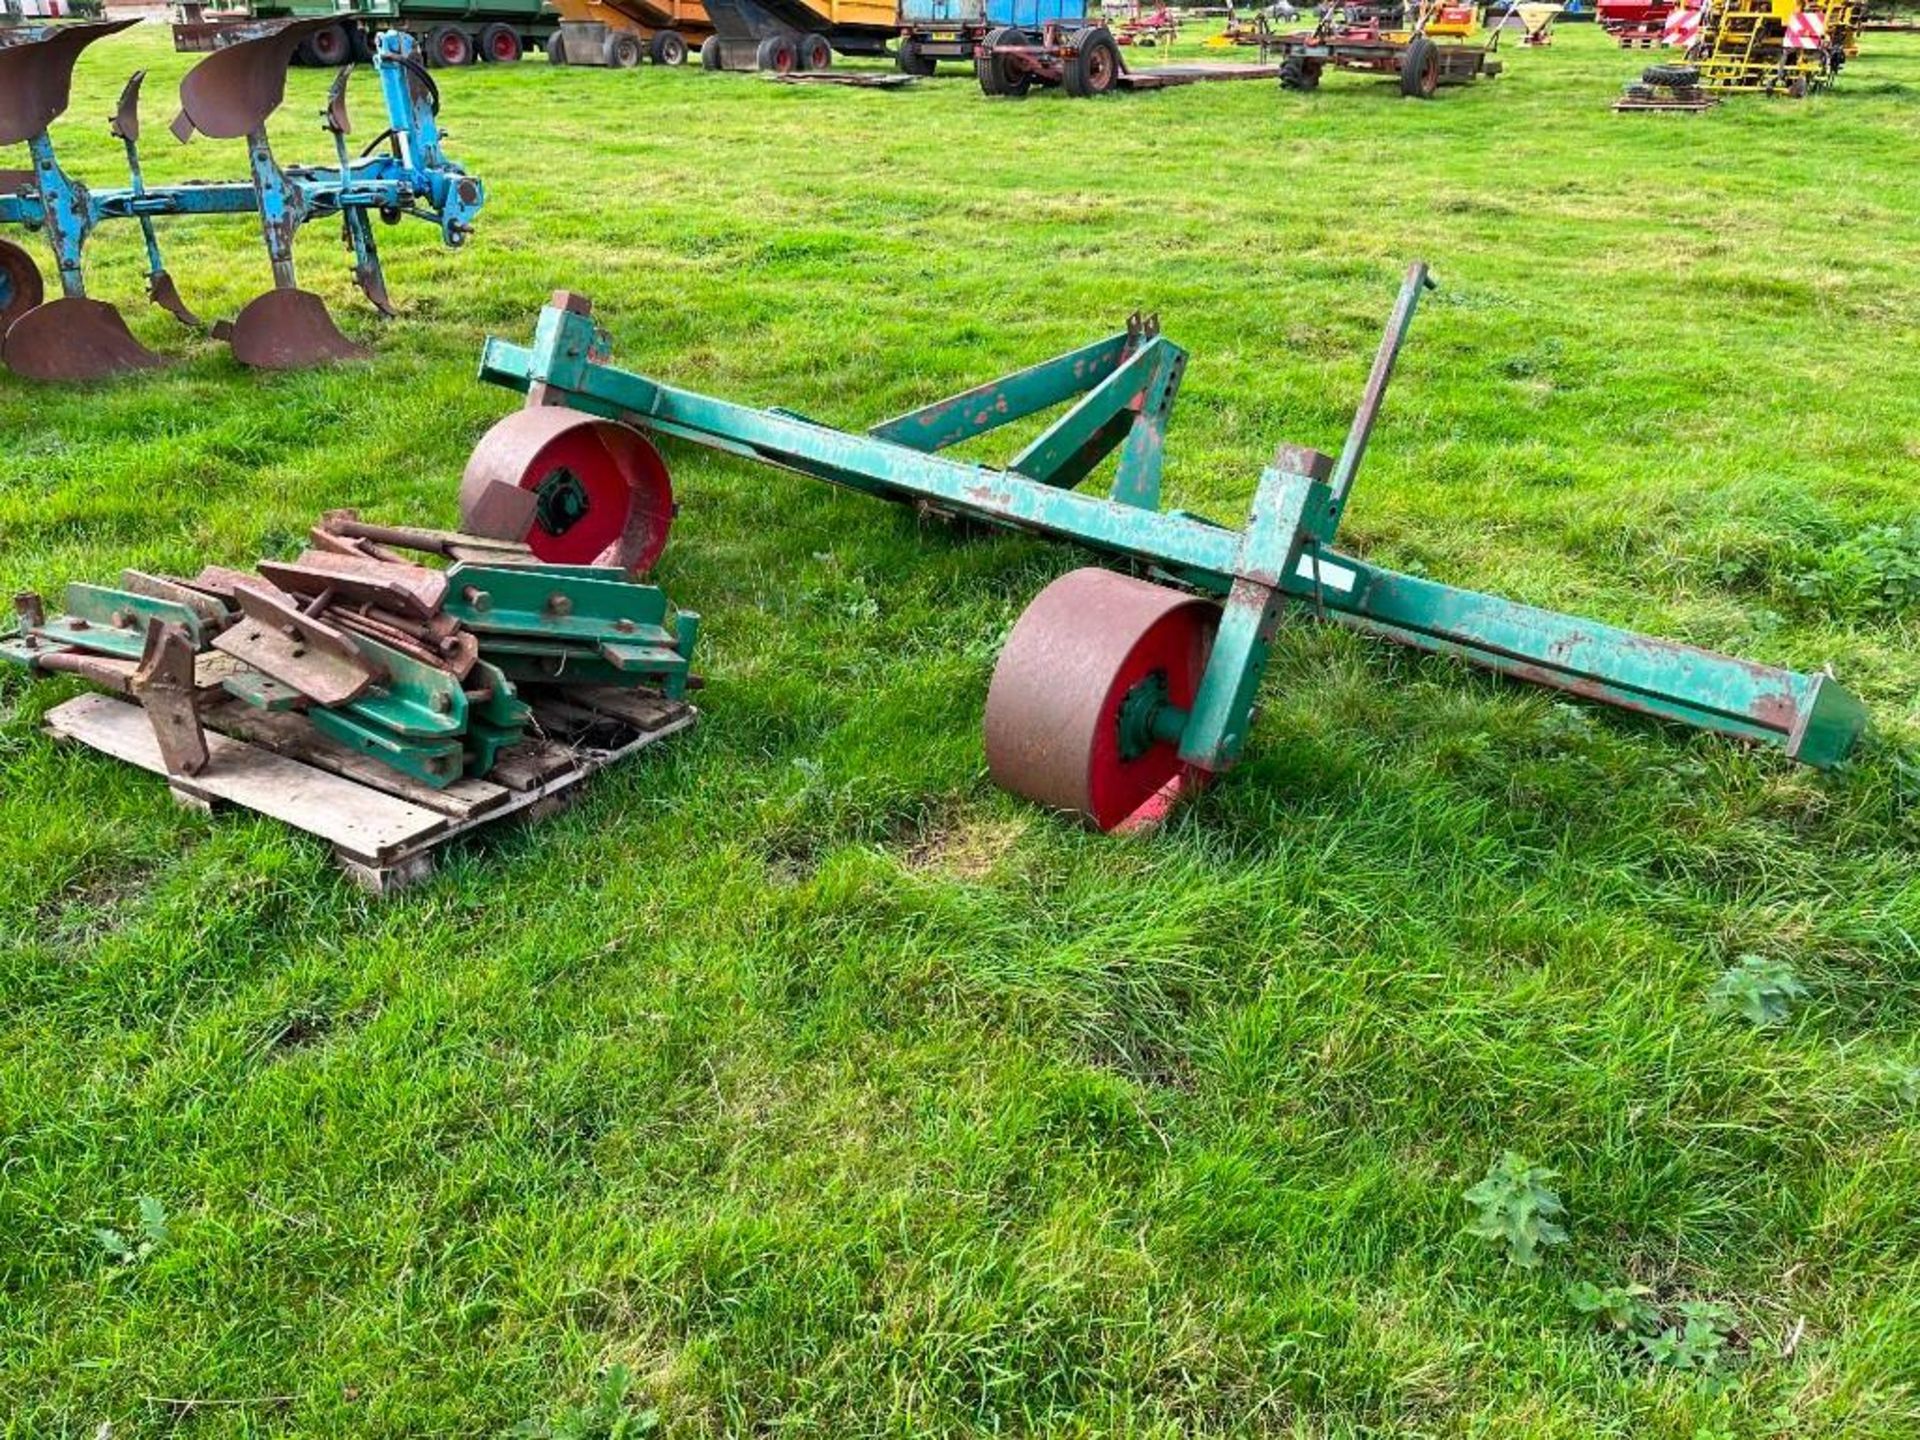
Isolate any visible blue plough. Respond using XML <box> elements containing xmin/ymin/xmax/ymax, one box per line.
<box><xmin>0</xmin><ymin>17</ymin><xmax>484</xmax><ymax>379</ymax></box>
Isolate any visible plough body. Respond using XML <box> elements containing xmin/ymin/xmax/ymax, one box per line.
<box><xmin>0</xmin><ymin>18</ymin><xmax>482</xmax><ymax>378</ymax></box>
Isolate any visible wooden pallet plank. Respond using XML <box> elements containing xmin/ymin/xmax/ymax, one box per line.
<box><xmin>199</xmin><ymin>701</ymin><xmax>513</xmax><ymax>820</ymax></box>
<box><xmin>563</xmin><ymin>685</ymin><xmax>686</xmax><ymax>732</ymax></box>
<box><xmin>45</xmin><ymin>694</ymin><xmax>447</xmax><ymax>864</ymax></box>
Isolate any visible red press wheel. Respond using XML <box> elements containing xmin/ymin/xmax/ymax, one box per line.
<box><xmin>459</xmin><ymin>407</ymin><xmax>674</xmax><ymax>574</ymax></box>
<box><xmin>0</xmin><ymin>238</ymin><xmax>45</xmax><ymax>333</ymax></box>
<box><xmin>984</xmin><ymin>568</ymin><xmax>1218</xmax><ymax>830</ymax></box>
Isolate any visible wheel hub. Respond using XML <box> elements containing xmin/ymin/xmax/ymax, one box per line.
<box><xmin>1115</xmin><ymin>668</ymin><xmax>1179</xmax><ymax>761</ymax></box>
<box><xmin>533</xmin><ymin>465</ymin><xmax>590</xmax><ymax>538</ymax></box>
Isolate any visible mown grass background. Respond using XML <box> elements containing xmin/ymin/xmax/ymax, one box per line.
<box><xmin>2</xmin><ymin>15</ymin><xmax>1919</xmax><ymax>1436</ymax></box>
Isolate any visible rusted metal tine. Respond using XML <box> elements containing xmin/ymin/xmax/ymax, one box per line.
<box><xmin>131</xmin><ymin>619</ymin><xmax>209</xmax><ymax>777</ymax></box>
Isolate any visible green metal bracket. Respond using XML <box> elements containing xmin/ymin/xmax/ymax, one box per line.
<box><xmin>308</xmin><ymin>707</ymin><xmax>466</xmax><ymax>788</ymax></box>
<box><xmin>444</xmin><ymin>563</ymin><xmax>673</xmax><ymax>646</ymax></box>
<box><xmin>25</xmin><ymin>584</ymin><xmax>210</xmax><ymax>661</ymax></box>
<box><xmin>343</xmin><ymin>632</ymin><xmax>468</xmax><ymax>739</ymax></box>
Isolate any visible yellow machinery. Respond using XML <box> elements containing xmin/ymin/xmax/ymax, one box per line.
<box><xmin>545</xmin><ymin>0</ymin><xmax>712</xmax><ymax>64</ymax></box>
<box><xmin>1693</xmin><ymin>0</ymin><xmax>1862</xmax><ymax>91</ymax></box>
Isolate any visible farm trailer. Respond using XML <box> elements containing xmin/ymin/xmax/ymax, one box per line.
<box><xmin>695</xmin><ymin>0</ymin><xmax>894</xmax><ymax>71</ymax></box>
<box><xmin>545</xmin><ymin>0</ymin><xmax>711</xmax><ymax>65</ymax></box>
<box><xmin>463</xmin><ymin>267</ymin><xmax>1870</xmax><ymax>831</ymax></box>
<box><xmin>171</xmin><ymin>0</ymin><xmax>557</xmax><ymax>67</ymax></box>
<box><xmin>1268</xmin><ymin>1</ymin><xmax>1502</xmax><ymax>96</ymax></box>
<box><xmin>894</xmin><ymin>0</ymin><xmax>1079</xmax><ymax>74</ymax></box>
<box><xmin>974</xmin><ymin>17</ymin><xmax>1283</xmax><ymax>94</ymax></box>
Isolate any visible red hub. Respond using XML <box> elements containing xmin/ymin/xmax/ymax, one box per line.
<box><xmin>984</xmin><ymin>568</ymin><xmax>1218</xmax><ymax>830</ymax></box>
<box><xmin>459</xmin><ymin>407</ymin><xmax>674</xmax><ymax>574</ymax></box>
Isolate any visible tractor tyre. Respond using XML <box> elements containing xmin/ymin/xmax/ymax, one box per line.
<box><xmin>1399</xmin><ymin>34</ymin><xmax>1439</xmax><ymax>96</ymax></box>
<box><xmin>428</xmin><ymin>24</ymin><xmax>475</xmax><ymax>66</ymax></box>
<box><xmin>756</xmin><ymin>35</ymin><xmax>799</xmax><ymax>73</ymax></box>
<box><xmin>605</xmin><ymin>30</ymin><xmax>644</xmax><ymax>67</ymax></box>
<box><xmin>546</xmin><ymin>31</ymin><xmax>568</xmax><ymax>63</ymax></box>
<box><xmin>307</xmin><ymin>21</ymin><xmax>352</xmax><ymax>66</ymax></box>
<box><xmin>700</xmin><ymin>34</ymin><xmax>723</xmax><ymax>68</ymax></box>
<box><xmin>896</xmin><ymin>36</ymin><xmax>937</xmax><ymax>73</ymax></box>
<box><xmin>977</xmin><ymin>26</ymin><xmax>1032</xmax><ymax>95</ymax></box>
<box><xmin>479</xmin><ymin>23</ymin><xmax>523</xmax><ymax>62</ymax></box>
<box><xmin>1063</xmin><ymin>25</ymin><xmax>1120</xmax><ymax>96</ymax></box>
<box><xmin>1640</xmin><ymin>61</ymin><xmax>1698</xmax><ymax>86</ymax></box>
<box><xmin>650</xmin><ymin>28</ymin><xmax>689</xmax><ymax>64</ymax></box>
<box><xmin>798</xmin><ymin>32</ymin><xmax>833</xmax><ymax>69</ymax></box>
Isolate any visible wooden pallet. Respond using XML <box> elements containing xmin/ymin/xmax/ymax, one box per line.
<box><xmin>44</xmin><ymin>686</ymin><xmax>695</xmax><ymax>896</ymax></box>
<box><xmin>1612</xmin><ymin>93</ymin><xmax>1721</xmax><ymax>110</ymax></box>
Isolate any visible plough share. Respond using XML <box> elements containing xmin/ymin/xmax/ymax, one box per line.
<box><xmin>465</xmin><ymin>266</ymin><xmax>1867</xmax><ymax>830</ymax></box>
<box><xmin>0</xmin><ymin>17</ymin><xmax>483</xmax><ymax>380</ymax></box>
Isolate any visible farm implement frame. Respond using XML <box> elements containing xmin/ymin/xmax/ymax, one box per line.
<box><xmin>465</xmin><ymin>266</ymin><xmax>1867</xmax><ymax>830</ymax></box>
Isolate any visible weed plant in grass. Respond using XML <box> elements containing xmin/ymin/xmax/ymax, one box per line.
<box><xmin>2</xmin><ymin>20</ymin><xmax>1918</xmax><ymax>1439</ymax></box>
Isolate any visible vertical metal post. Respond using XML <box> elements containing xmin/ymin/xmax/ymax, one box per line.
<box><xmin>27</xmin><ymin>133</ymin><xmax>86</xmax><ymax>299</ymax></box>
<box><xmin>1323</xmin><ymin>261</ymin><xmax>1432</xmax><ymax>535</ymax></box>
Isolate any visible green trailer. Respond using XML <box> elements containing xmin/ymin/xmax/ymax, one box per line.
<box><xmin>170</xmin><ymin>0</ymin><xmax>558</xmax><ymax>66</ymax></box>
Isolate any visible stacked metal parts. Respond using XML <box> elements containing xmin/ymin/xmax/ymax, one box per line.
<box><xmin>1</xmin><ymin>514</ymin><xmax>698</xmax><ymax>790</ymax></box>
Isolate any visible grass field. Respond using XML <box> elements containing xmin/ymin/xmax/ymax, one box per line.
<box><xmin>3</xmin><ymin>14</ymin><xmax>1920</xmax><ymax>1436</ymax></box>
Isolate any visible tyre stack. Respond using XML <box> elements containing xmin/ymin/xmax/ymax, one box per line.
<box><xmin>1613</xmin><ymin>60</ymin><xmax>1717</xmax><ymax>108</ymax></box>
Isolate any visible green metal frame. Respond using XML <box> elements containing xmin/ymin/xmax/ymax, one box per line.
<box><xmin>477</xmin><ymin>266</ymin><xmax>1868</xmax><ymax>776</ymax></box>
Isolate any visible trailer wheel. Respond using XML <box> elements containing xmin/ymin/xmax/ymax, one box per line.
<box><xmin>1063</xmin><ymin>26</ymin><xmax>1120</xmax><ymax>96</ymax></box>
<box><xmin>755</xmin><ymin>35</ymin><xmax>798</xmax><ymax>72</ymax></box>
<box><xmin>605</xmin><ymin>30</ymin><xmax>644</xmax><ymax>67</ymax></box>
<box><xmin>1279</xmin><ymin>54</ymin><xmax>1320</xmax><ymax>88</ymax></box>
<box><xmin>1399</xmin><ymin>35</ymin><xmax>1439</xmax><ymax>96</ymax></box>
<box><xmin>896</xmin><ymin>36</ymin><xmax>936</xmax><ymax>74</ymax></box>
<box><xmin>306</xmin><ymin>21</ymin><xmax>352</xmax><ymax>66</ymax></box>
<box><xmin>700</xmin><ymin>35</ymin><xmax>723</xmax><ymax>68</ymax></box>
<box><xmin>479</xmin><ymin>23</ymin><xmax>522</xmax><ymax>62</ymax></box>
<box><xmin>977</xmin><ymin>26</ymin><xmax>1032</xmax><ymax>96</ymax></box>
<box><xmin>797</xmin><ymin>32</ymin><xmax>833</xmax><ymax>69</ymax></box>
<box><xmin>546</xmin><ymin>32</ymin><xmax>568</xmax><ymax>63</ymax></box>
<box><xmin>650</xmin><ymin>29</ymin><xmax>689</xmax><ymax>64</ymax></box>
<box><xmin>428</xmin><ymin>25</ymin><xmax>474</xmax><ymax>67</ymax></box>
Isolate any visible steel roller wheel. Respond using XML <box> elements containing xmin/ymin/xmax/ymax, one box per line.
<box><xmin>984</xmin><ymin>568</ymin><xmax>1217</xmax><ymax>831</ymax></box>
<box><xmin>459</xmin><ymin>406</ymin><xmax>674</xmax><ymax>574</ymax></box>
<box><xmin>0</xmin><ymin>238</ymin><xmax>44</xmax><ymax>333</ymax></box>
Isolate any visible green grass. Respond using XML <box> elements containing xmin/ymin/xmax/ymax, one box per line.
<box><xmin>4</xmin><ymin>16</ymin><xmax>1920</xmax><ymax>1436</ymax></box>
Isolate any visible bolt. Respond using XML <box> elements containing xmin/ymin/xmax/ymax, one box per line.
<box><xmin>431</xmin><ymin>691</ymin><xmax>452</xmax><ymax>713</ymax></box>
<box><xmin>462</xmin><ymin>586</ymin><xmax>490</xmax><ymax>611</ymax></box>
<box><xmin>546</xmin><ymin>594</ymin><xmax>573</xmax><ymax>618</ymax></box>
<box><xmin>613</xmin><ymin>618</ymin><xmax>636</xmax><ymax>633</ymax></box>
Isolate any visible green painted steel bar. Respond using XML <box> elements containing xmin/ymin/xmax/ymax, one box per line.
<box><xmin>869</xmin><ymin>331</ymin><xmax>1135</xmax><ymax>453</ymax></box>
<box><xmin>1290</xmin><ymin>549</ymin><xmax>1866</xmax><ymax>766</ymax></box>
<box><xmin>481</xmin><ymin>336</ymin><xmax>1246</xmax><ymax>580</ymax></box>
<box><xmin>1007</xmin><ymin>337</ymin><xmax>1176</xmax><ymax>494</ymax></box>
